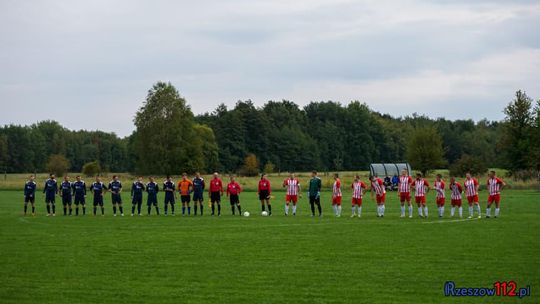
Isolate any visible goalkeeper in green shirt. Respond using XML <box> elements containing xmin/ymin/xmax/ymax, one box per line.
<box><xmin>308</xmin><ymin>171</ymin><xmax>322</xmax><ymax>217</ymax></box>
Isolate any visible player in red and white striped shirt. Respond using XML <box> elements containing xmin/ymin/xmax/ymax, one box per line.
<box><xmin>449</xmin><ymin>177</ymin><xmax>463</xmax><ymax>218</ymax></box>
<box><xmin>350</xmin><ymin>175</ymin><xmax>367</xmax><ymax>217</ymax></box>
<box><xmin>464</xmin><ymin>172</ymin><xmax>481</xmax><ymax>218</ymax></box>
<box><xmin>398</xmin><ymin>170</ymin><xmax>414</xmax><ymax>218</ymax></box>
<box><xmin>486</xmin><ymin>170</ymin><xmax>506</xmax><ymax>218</ymax></box>
<box><xmin>413</xmin><ymin>173</ymin><xmax>430</xmax><ymax>218</ymax></box>
<box><xmin>369</xmin><ymin>175</ymin><xmax>386</xmax><ymax>217</ymax></box>
<box><xmin>283</xmin><ymin>173</ymin><xmax>301</xmax><ymax>216</ymax></box>
<box><xmin>434</xmin><ymin>174</ymin><xmax>446</xmax><ymax>218</ymax></box>
<box><xmin>332</xmin><ymin>173</ymin><xmax>342</xmax><ymax>217</ymax></box>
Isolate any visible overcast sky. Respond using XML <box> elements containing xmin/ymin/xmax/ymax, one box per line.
<box><xmin>1</xmin><ymin>0</ymin><xmax>539</xmax><ymax>137</ymax></box>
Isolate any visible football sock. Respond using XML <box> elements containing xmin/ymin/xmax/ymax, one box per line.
<box><xmin>476</xmin><ymin>204</ymin><xmax>481</xmax><ymax>216</ymax></box>
<box><xmin>381</xmin><ymin>205</ymin><xmax>385</xmax><ymax>215</ymax></box>
<box><xmin>495</xmin><ymin>208</ymin><xmax>500</xmax><ymax>217</ymax></box>
<box><xmin>63</xmin><ymin>207</ymin><xmax>67</xmax><ymax>215</ymax></box>
<box><xmin>156</xmin><ymin>206</ymin><xmax>160</xmax><ymax>215</ymax></box>
<box><xmin>52</xmin><ymin>204</ymin><xmax>55</xmax><ymax>214</ymax></box>
<box><xmin>93</xmin><ymin>207</ymin><xmax>97</xmax><ymax>215</ymax></box>
<box><xmin>469</xmin><ymin>206</ymin><xmax>473</xmax><ymax>216</ymax></box>
<box><xmin>268</xmin><ymin>204</ymin><xmax>272</xmax><ymax>214</ymax></box>
<box><xmin>132</xmin><ymin>205</ymin><xmax>136</xmax><ymax>214</ymax></box>
<box><xmin>292</xmin><ymin>205</ymin><xmax>297</xmax><ymax>214</ymax></box>
<box><xmin>137</xmin><ymin>203</ymin><xmax>141</xmax><ymax>214</ymax></box>
<box><xmin>458</xmin><ymin>207</ymin><xmax>462</xmax><ymax>217</ymax></box>
<box><xmin>337</xmin><ymin>206</ymin><xmax>342</xmax><ymax>216</ymax></box>
<box><xmin>423</xmin><ymin>206</ymin><xmax>428</xmax><ymax>217</ymax></box>
<box><xmin>211</xmin><ymin>203</ymin><xmax>215</xmax><ymax>214</ymax></box>
<box><xmin>231</xmin><ymin>206</ymin><xmax>235</xmax><ymax>215</ymax></box>
<box><xmin>408</xmin><ymin>206</ymin><xmax>412</xmax><ymax>216</ymax></box>
<box><xmin>119</xmin><ymin>206</ymin><xmax>123</xmax><ymax>214</ymax></box>
<box><xmin>24</xmin><ymin>205</ymin><xmax>27</xmax><ymax>214</ymax></box>
<box><xmin>440</xmin><ymin>206</ymin><xmax>444</xmax><ymax>217</ymax></box>
<box><xmin>358</xmin><ymin>206</ymin><xmax>362</xmax><ymax>216</ymax></box>
<box><xmin>486</xmin><ymin>207</ymin><xmax>491</xmax><ymax>216</ymax></box>
<box><xmin>400</xmin><ymin>206</ymin><xmax>405</xmax><ymax>216</ymax></box>
<box><xmin>310</xmin><ymin>202</ymin><xmax>315</xmax><ymax>215</ymax></box>
<box><xmin>32</xmin><ymin>206</ymin><xmax>35</xmax><ymax>214</ymax></box>
<box><xmin>351</xmin><ymin>206</ymin><xmax>356</xmax><ymax>215</ymax></box>
<box><xmin>76</xmin><ymin>207</ymin><xmax>79</xmax><ymax>216</ymax></box>
<box><xmin>148</xmin><ymin>206</ymin><xmax>151</xmax><ymax>214</ymax></box>
<box><xmin>82</xmin><ymin>207</ymin><xmax>86</xmax><ymax>215</ymax></box>
<box><xmin>199</xmin><ymin>204</ymin><xmax>203</xmax><ymax>215</ymax></box>
<box><xmin>217</xmin><ymin>203</ymin><xmax>221</xmax><ymax>215</ymax></box>
<box><xmin>237</xmin><ymin>205</ymin><xmax>242</xmax><ymax>214</ymax></box>
<box><xmin>316</xmin><ymin>202</ymin><xmax>322</xmax><ymax>215</ymax></box>
<box><xmin>451</xmin><ymin>207</ymin><xmax>455</xmax><ymax>216</ymax></box>
<box><xmin>332</xmin><ymin>205</ymin><xmax>337</xmax><ymax>215</ymax></box>
<box><xmin>261</xmin><ymin>204</ymin><xmax>266</xmax><ymax>212</ymax></box>
<box><xmin>101</xmin><ymin>207</ymin><xmax>104</xmax><ymax>215</ymax></box>
<box><xmin>170</xmin><ymin>204</ymin><xmax>175</xmax><ymax>214</ymax></box>
<box><xmin>47</xmin><ymin>205</ymin><xmax>51</xmax><ymax>214</ymax></box>
<box><xmin>285</xmin><ymin>204</ymin><xmax>289</xmax><ymax>215</ymax></box>
<box><xmin>194</xmin><ymin>205</ymin><xmax>198</xmax><ymax>215</ymax></box>
<box><xmin>182</xmin><ymin>207</ymin><xmax>186</xmax><ymax>215</ymax></box>
<box><xmin>69</xmin><ymin>208</ymin><xmax>72</xmax><ymax>215</ymax></box>
<box><xmin>418</xmin><ymin>207</ymin><xmax>423</xmax><ymax>216</ymax></box>
<box><xmin>113</xmin><ymin>206</ymin><xmax>117</xmax><ymax>215</ymax></box>
<box><xmin>164</xmin><ymin>204</ymin><xmax>168</xmax><ymax>214</ymax></box>
<box><xmin>188</xmin><ymin>207</ymin><xmax>191</xmax><ymax>215</ymax></box>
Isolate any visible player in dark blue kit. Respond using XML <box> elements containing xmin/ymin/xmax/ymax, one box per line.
<box><xmin>108</xmin><ymin>175</ymin><xmax>124</xmax><ymax>217</ymax></box>
<box><xmin>90</xmin><ymin>176</ymin><xmax>107</xmax><ymax>216</ymax></box>
<box><xmin>23</xmin><ymin>174</ymin><xmax>37</xmax><ymax>216</ymax></box>
<box><xmin>146</xmin><ymin>176</ymin><xmax>160</xmax><ymax>215</ymax></box>
<box><xmin>131</xmin><ymin>176</ymin><xmax>145</xmax><ymax>216</ymax></box>
<box><xmin>59</xmin><ymin>176</ymin><xmax>73</xmax><ymax>216</ymax></box>
<box><xmin>163</xmin><ymin>175</ymin><xmax>176</xmax><ymax>216</ymax></box>
<box><xmin>43</xmin><ymin>174</ymin><xmax>58</xmax><ymax>216</ymax></box>
<box><xmin>72</xmin><ymin>175</ymin><xmax>87</xmax><ymax>216</ymax></box>
<box><xmin>192</xmin><ymin>172</ymin><xmax>205</xmax><ymax>216</ymax></box>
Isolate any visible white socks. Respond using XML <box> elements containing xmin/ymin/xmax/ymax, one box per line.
<box><xmin>285</xmin><ymin>204</ymin><xmax>289</xmax><ymax>215</ymax></box>
<box><xmin>418</xmin><ymin>207</ymin><xmax>423</xmax><ymax>216</ymax></box>
<box><xmin>380</xmin><ymin>205</ymin><xmax>385</xmax><ymax>216</ymax></box>
<box><xmin>400</xmin><ymin>206</ymin><xmax>405</xmax><ymax>216</ymax></box>
<box><xmin>352</xmin><ymin>206</ymin><xmax>356</xmax><ymax>215</ymax></box>
<box><xmin>337</xmin><ymin>205</ymin><xmax>342</xmax><ymax>216</ymax></box>
<box><xmin>423</xmin><ymin>206</ymin><xmax>428</xmax><ymax>217</ymax></box>
<box><xmin>358</xmin><ymin>206</ymin><xmax>362</xmax><ymax>217</ymax></box>
<box><xmin>451</xmin><ymin>207</ymin><xmax>455</xmax><ymax>217</ymax></box>
<box><xmin>459</xmin><ymin>207</ymin><xmax>462</xmax><ymax>217</ymax></box>
<box><xmin>486</xmin><ymin>207</ymin><xmax>491</xmax><ymax>216</ymax></box>
<box><xmin>409</xmin><ymin>206</ymin><xmax>413</xmax><ymax>216</ymax></box>
<box><xmin>476</xmin><ymin>204</ymin><xmax>481</xmax><ymax>216</ymax></box>
<box><xmin>292</xmin><ymin>205</ymin><xmax>297</xmax><ymax>214</ymax></box>
<box><xmin>438</xmin><ymin>206</ymin><xmax>444</xmax><ymax>217</ymax></box>
<box><xmin>469</xmin><ymin>206</ymin><xmax>474</xmax><ymax>216</ymax></box>
<box><xmin>495</xmin><ymin>208</ymin><xmax>500</xmax><ymax>217</ymax></box>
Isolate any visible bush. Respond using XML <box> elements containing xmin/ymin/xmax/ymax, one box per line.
<box><xmin>82</xmin><ymin>161</ymin><xmax>101</xmax><ymax>177</ymax></box>
<box><xmin>449</xmin><ymin>155</ymin><xmax>488</xmax><ymax>177</ymax></box>
<box><xmin>239</xmin><ymin>154</ymin><xmax>259</xmax><ymax>176</ymax></box>
<box><xmin>45</xmin><ymin>154</ymin><xmax>70</xmax><ymax>177</ymax></box>
<box><xmin>507</xmin><ymin>169</ymin><xmax>539</xmax><ymax>181</ymax></box>
<box><xmin>263</xmin><ymin>162</ymin><xmax>275</xmax><ymax>174</ymax></box>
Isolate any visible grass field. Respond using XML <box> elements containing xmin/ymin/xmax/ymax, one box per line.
<box><xmin>0</xmin><ymin>189</ymin><xmax>539</xmax><ymax>303</ymax></box>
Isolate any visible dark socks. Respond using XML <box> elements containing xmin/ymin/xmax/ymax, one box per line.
<box><xmin>194</xmin><ymin>205</ymin><xmax>197</xmax><ymax>215</ymax></box>
<box><xmin>231</xmin><ymin>206</ymin><xmax>235</xmax><ymax>215</ymax></box>
<box><xmin>82</xmin><ymin>207</ymin><xmax>86</xmax><ymax>215</ymax></box>
<box><xmin>113</xmin><ymin>206</ymin><xmax>117</xmax><ymax>215</ymax></box>
<box><xmin>217</xmin><ymin>203</ymin><xmax>221</xmax><ymax>215</ymax></box>
<box><xmin>137</xmin><ymin>203</ymin><xmax>141</xmax><ymax>215</ymax></box>
<box><xmin>199</xmin><ymin>204</ymin><xmax>203</xmax><ymax>215</ymax></box>
<box><xmin>101</xmin><ymin>207</ymin><xmax>104</xmax><ymax>215</ymax></box>
<box><xmin>32</xmin><ymin>206</ymin><xmax>35</xmax><ymax>213</ymax></box>
<box><xmin>164</xmin><ymin>204</ymin><xmax>168</xmax><ymax>214</ymax></box>
<box><xmin>310</xmin><ymin>202</ymin><xmax>315</xmax><ymax>215</ymax></box>
<box><xmin>261</xmin><ymin>204</ymin><xmax>266</xmax><ymax>212</ymax></box>
<box><xmin>119</xmin><ymin>206</ymin><xmax>123</xmax><ymax>214</ymax></box>
<box><xmin>155</xmin><ymin>206</ymin><xmax>159</xmax><ymax>215</ymax></box>
<box><xmin>52</xmin><ymin>204</ymin><xmax>55</xmax><ymax>214</ymax></box>
<box><xmin>211</xmin><ymin>203</ymin><xmax>215</xmax><ymax>215</ymax></box>
<box><xmin>237</xmin><ymin>205</ymin><xmax>242</xmax><ymax>214</ymax></box>
<box><xmin>268</xmin><ymin>204</ymin><xmax>272</xmax><ymax>215</ymax></box>
<box><xmin>148</xmin><ymin>206</ymin><xmax>151</xmax><ymax>215</ymax></box>
<box><xmin>93</xmin><ymin>207</ymin><xmax>97</xmax><ymax>215</ymax></box>
<box><xmin>188</xmin><ymin>207</ymin><xmax>191</xmax><ymax>215</ymax></box>
<box><xmin>46</xmin><ymin>205</ymin><xmax>51</xmax><ymax>214</ymax></box>
<box><xmin>182</xmin><ymin>206</ymin><xmax>186</xmax><ymax>215</ymax></box>
<box><xmin>69</xmin><ymin>208</ymin><xmax>72</xmax><ymax>215</ymax></box>
<box><xmin>132</xmin><ymin>205</ymin><xmax>136</xmax><ymax>214</ymax></box>
<box><xmin>76</xmin><ymin>208</ymin><xmax>79</xmax><ymax>216</ymax></box>
<box><xmin>63</xmin><ymin>207</ymin><xmax>67</xmax><ymax>215</ymax></box>
<box><xmin>24</xmin><ymin>205</ymin><xmax>27</xmax><ymax>214</ymax></box>
<box><xmin>316</xmin><ymin>202</ymin><xmax>322</xmax><ymax>215</ymax></box>
<box><xmin>171</xmin><ymin>204</ymin><xmax>175</xmax><ymax>214</ymax></box>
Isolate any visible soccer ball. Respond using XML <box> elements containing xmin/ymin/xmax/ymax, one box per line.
<box><xmin>243</xmin><ymin>211</ymin><xmax>250</xmax><ymax>217</ymax></box>
<box><xmin>261</xmin><ymin>211</ymin><xmax>269</xmax><ymax>217</ymax></box>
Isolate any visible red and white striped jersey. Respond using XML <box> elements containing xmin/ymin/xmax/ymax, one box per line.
<box><xmin>371</xmin><ymin>178</ymin><xmax>386</xmax><ymax>196</ymax></box>
<box><xmin>487</xmin><ymin>177</ymin><xmax>504</xmax><ymax>195</ymax></box>
<box><xmin>434</xmin><ymin>180</ymin><xmax>445</xmax><ymax>198</ymax></box>
<box><xmin>283</xmin><ymin>178</ymin><xmax>300</xmax><ymax>196</ymax></box>
<box><xmin>333</xmin><ymin>179</ymin><xmax>342</xmax><ymax>197</ymax></box>
<box><xmin>464</xmin><ymin>178</ymin><xmax>478</xmax><ymax>197</ymax></box>
<box><xmin>351</xmin><ymin>181</ymin><xmax>367</xmax><ymax>199</ymax></box>
<box><xmin>399</xmin><ymin>176</ymin><xmax>413</xmax><ymax>193</ymax></box>
<box><xmin>414</xmin><ymin>178</ymin><xmax>429</xmax><ymax>197</ymax></box>
<box><xmin>450</xmin><ymin>182</ymin><xmax>463</xmax><ymax>200</ymax></box>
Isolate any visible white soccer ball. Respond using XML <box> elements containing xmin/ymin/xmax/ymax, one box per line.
<box><xmin>243</xmin><ymin>211</ymin><xmax>250</xmax><ymax>217</ymax></box>
<box><xmin>261</xmin><ymin>211</ymin><xmax>269</xmax><ymax>217</ymax></box>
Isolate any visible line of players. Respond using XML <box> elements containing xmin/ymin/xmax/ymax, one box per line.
<box><xmin>22</xmin><ymin>170</ymin><xmax>506</xmax><ymax>219</ymax></box>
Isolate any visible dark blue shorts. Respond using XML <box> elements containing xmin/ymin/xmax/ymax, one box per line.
<box><xmin>45</xmin><ymin>193</ymin><xmax>56</xmax><ymax>203</ymax></box>
<box><xmin>132</xmin><ymin>196</ymin><xmax>142</xmax><ymax>204</ymax></box>
<box><xmin>93</xmin><ymin>195</ymin><xmax>104</xmax><ymax>206</ymax></box>
<box><xmin>111</xmin><ymin>194</ymin><xmax>122</xmax><ymax>204</ymax></box>
<box><xmin>193</xmin><ymin>192</ymin><xmax>204</xmax><ymax>201</ymax></box>
<box><xmin>62</xmin><ymin>195</ymin><xmax>72</xmax><ymax>205</ymax></box>
<box><xmin>164</xmin><ymin>195</ymin><xmax>175</xmax><ymax>205</ymax></box>
<box><xmin>24</xmin><ymin>195</ymin><xmax>35</xmax><ymax>203</ymax></box>
<box><xmin>147</xmin><ymin>196</ymin><xmax>158</xmax><ymax>206</ymax></box>
<box><xmin>74</xmin><ymin>196</ymin><xmax>85</xmax><ymax>205</ymax></box>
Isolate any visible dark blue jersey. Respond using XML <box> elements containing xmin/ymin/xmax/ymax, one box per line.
<box><xmin>60</xmin><ymin>181</ymin><xmax>72</xmax><ymax>196</ymax></box>
<box><xmin>72</xmin><ymin>181</ymin><xmax>86</xmax><ymax>196</ymax></box>
<box><xmin>163</xmin><ymin>180</ymin><xmax>175</xmax><ymax>196</ymax></box>
<box><xmin>192</xmin><ymin>177</ymin><xmax>205</xmax><ymax>194</ymax></box>
<box><xmin>24</xmin><ymin>181</ymin><xmax>37</xmax><ymax>196</ymax></box>
<box><xmin>90</xmin><ymin>182</ymin><xmax>107</xmax><ymax>195</ymax></box>
<box><xmin>43</xmin><ymin>179</ymin><xmax>58</xmax><ymax>194</ymax></box>
<box><xmin>108</xmin><ymin>180</ymin><xmax>122</xmax><ymax>195</ymax></box>
<box><xmin>146</xmin><ymin>182</ymin><xmax>159</xmax><ymax>196</ymax></box>
<box><xmin>131</xmin><ymin>181</ymin><xmax>145</xmax><ymax>197</ymax></box>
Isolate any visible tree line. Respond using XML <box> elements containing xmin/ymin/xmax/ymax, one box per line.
<box><xmin>1</xmin><ymin>82</ymin><xmax>538</xmax><ymax>178</ymax></box>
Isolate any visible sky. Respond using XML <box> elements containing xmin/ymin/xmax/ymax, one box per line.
<box><xmin>1</xmin><ymin>0</ymin><xmax>539</xmax><ymax>137</ymax></box>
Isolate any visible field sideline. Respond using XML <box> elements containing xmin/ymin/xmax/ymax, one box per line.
<box><xmin>0</xmin><ymin>190</ymin><xmax>539</xmax><ymax>303</ymax></box>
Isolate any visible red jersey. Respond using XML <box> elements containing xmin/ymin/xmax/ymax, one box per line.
<box><xmin>371</xmin><ymin>178</ymin><xmax>386</xmax><ymax>196</ymax></box>
<box><xmin>351</xmin><ymin>181</ymin><xmax>367</xmax><ymax>198</ymax></box>
<box><xmin>209</xmin><ymin>178</ymin><xmax>223</xmax><ymax>192</ymax></box>
<box><xmin>414</xmin><ymin>178</ymin><xmax>429</xmax><ymax>197</ymax></box>
<box><xmin>487</xmin><ymin>177</ymin><xmax>504</xmax><ymax>195</ymax></box>
<box><xmin>464</xmin><ymin>178</ymin><xmax>478</xmax><ymax>197</ymax></box>
<box><xmin>399</xmin><ymin>176</ymin><xmax>413</xmax><ymax>193</ymax></box>
<box><xmin>226</xmin><ymin>181</ymin><xmax>242</xmax><ymax>195</ymax></box>
<box><xmin>283</xmin><ymin>178</ymin><xmax>300</xmax><ymax>195</ymax></box>
<box><xmin>434</xmin><ymin>180</ymin><xmax>445</xmax><ymax>198</ymax></box>
<box><xmin>450</xmin><ymin>182</ymin><xmax>463</xmax><ymax>200</ymax></box>
<box><xmin>258</xmin><ymin>179</ymin><xmax>271</xmax><ymax>193</ymax></box>
<box><xmin>332</xmin><ymin>179</ymin><xmax>342</xmax><ymax>197</ymax></box>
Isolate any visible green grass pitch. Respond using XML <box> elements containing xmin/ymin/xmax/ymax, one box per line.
<box><xmin>0</xmin><ymin>190</ymin><xmax>538</xmax><ymax>303</ymax></box>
